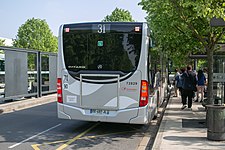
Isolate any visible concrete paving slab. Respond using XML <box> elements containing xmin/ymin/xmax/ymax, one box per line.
<box><xmin>152</xmin><ymin>96</ymin><xmax>225</xmax><ymax>150</ymax></box>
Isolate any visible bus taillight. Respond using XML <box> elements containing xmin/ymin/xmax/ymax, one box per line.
<box><xmin>139</xmin><ymin>80</ymin><xmax>148</xmax><ymax>107</ymax></box>
<box><xmin>57</xmin><ymin>78</ymin><xmax>63</xmax><ymax>103</ymax></box>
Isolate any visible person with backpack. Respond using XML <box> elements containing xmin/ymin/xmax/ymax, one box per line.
<box><xmin>176</xmin><ymin>68</ymin><xmax>185</xmax><ymax>103</ymax></box>
<box><xmin>181</xmin><ymin>65</ymin><xmax>197</xmax><ymax>110</ymax></box>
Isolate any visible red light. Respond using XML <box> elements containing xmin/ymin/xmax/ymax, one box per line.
<box><xmin>65</xmin><ymin>28</ymin><xmax>70</xmax><ymax>32</ymax></box>
<box><xmin>139</xmin><ymin>80</ymin><xmax>148</xmax><ymax>107</ymax></box>
<box><xmin>57</xmin><ymin>78</ymin><xmax>63</xmax><ymax>103</ymax></box>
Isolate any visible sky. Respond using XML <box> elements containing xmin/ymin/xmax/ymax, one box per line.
<box><xmin>0</xmin><ymin>0</ymin><xmax>147</xmax><ymax>39</ymax></box>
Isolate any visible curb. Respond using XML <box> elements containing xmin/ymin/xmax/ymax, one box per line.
<box><xmin>137</xmin><ymin>97</ymin><xmax>170</xmax><ymax>150</ymax></box>
<box><xmin>151</xmin><ymin>99</ymin><xmax>171</xmax><ymax>150</ymax></box>
<box><xmin>0</xmin><ymin>94</ymin><xmax>56</xmax><ymax>114</ymax></box>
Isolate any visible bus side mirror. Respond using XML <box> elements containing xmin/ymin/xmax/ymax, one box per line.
<box><xmin>149</xmin><ymin>39</ymin><xmax>155</xmax><ymax>48</ymax></box>
<box><xmin>149</xmin><ymin>39</ymin><xmax>153</xmax><ymax>48</ymax></box>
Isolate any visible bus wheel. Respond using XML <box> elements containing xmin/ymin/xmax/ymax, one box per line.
<box><xmin>153</xmin><ymin>113</ymin><xmax>158</xmax><ymax>120</ymax></box>
<box><xmin>153</xmin><ymin>109</ymin><xmax>158</xmax><ymax>120</ymax></box>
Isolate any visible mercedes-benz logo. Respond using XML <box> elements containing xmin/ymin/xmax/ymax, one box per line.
<box><xmin>97</xmin><ymin>64</ymin><xmax>103</xmax><ymax>69</ymax></box>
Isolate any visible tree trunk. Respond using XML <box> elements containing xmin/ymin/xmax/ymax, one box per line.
<box><xmin>207</xmin><ymin>47</ymin><xmax>214</xmax><ymax>105</ymax></box>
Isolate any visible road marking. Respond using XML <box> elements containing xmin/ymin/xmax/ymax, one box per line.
<box><xmin>56</xmin><ymin>123</ymin><xmax>100</xmax><ymax>150</ymax></box>
<box><xmin>8</xmin><ymin>124</ymin><xmax>62</xmax><ymax>149</ymax></box>
<box><xmin>31</xmin><ymin>144</ymin><xmax>41</xmax><ymax>150</ymax></box>
<box><xmin>80</xmin><ymin>130</ymin><xmax>138</xmax><ymax>139</ymax></box>
<box><xmin>31</xmin><ymin>140</ymin><xmax>68</xmax><ymax>150</ymax></box>
<box><xmin>31</xmin><ymin>127</ymin><xmax>138</xmax><ymax>149</ymax></box>
<box><xmin>41</xmin><ymin>140</ymin><xmax>68</xmax><ymax>145</ymax></box>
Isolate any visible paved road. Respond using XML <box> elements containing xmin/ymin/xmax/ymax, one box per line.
<box><xmin>0</xmin><ymin>102</ymin><xmax>153</xmax><ymax>150</ymax></box>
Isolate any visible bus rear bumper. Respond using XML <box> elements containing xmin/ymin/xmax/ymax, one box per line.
<box><xmin>130</xmin><ymin>106</ymin><xmax>149</xmax><ymax>124</ymax></box>
<box><xmin>57</xmin><ymin>103</ymin><xmax>150</xmax><ymax>124</ymax></box>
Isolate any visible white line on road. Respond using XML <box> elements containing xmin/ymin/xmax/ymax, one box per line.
<box><xmin>8</xmin><ymin>123</ymin><xmax>62</xmax><ymax>149</ymax></box>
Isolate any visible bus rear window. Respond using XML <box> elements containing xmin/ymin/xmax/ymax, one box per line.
<box><xmin>62</xmin><ymin>24</ymin><xmax>142</xmax><ymax>73</ymax></box>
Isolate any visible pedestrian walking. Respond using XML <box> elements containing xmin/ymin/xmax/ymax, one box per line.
<box><xmin>181</xmin><ymin>65</ymin><xmax>197</xmax><ymax>110</ymax></box>
<box><xmin>203</xmin><ymin>67</ymin><xmax>208</xmax><ymax>98</ymax></box>
<box><xmin>176</xmin><ymin>68</ymin><xmax>185</xmax><ymax>103</ymax></box>
<box><xmin>195</xmin><ymin>69</ymin><xmax>206</xmax><ymax>102</ymax></box>
<box><xmin>174</xmin><ymin>69</ymin><xmax>180</xmax><ymax>97</ymax></box>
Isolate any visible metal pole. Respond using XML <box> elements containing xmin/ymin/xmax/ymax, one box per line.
<box><xmin>37</xmin><ymin>51</ymin><xmax>42</xmax><ymax>97</ymax></box>
<box><xmin>194</xmin><ymin>59</ymin><xmax>197</xmax><ymax>71</ymax></box>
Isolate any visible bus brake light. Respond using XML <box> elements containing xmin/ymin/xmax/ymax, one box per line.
<box><xmin>57</xmin><ymin>78</ymin><xmax>63</xmax><ymax>103</ymax></box>
<box><xmin>139</xmin><ymin>80</ymin><xmax>148</xmax><ymax>107</ymax></box>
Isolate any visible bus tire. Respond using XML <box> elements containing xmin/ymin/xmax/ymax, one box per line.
<box><xmin>153</xmin><ymin>114</ymin><xmax>157</xmax><ymax>120</ymax></box>
<box><xmin>153</xmin><ymin>109</ymin><xmax>158</xmax><ymax>120</ymax></box>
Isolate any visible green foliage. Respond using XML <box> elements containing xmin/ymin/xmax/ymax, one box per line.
<box><xmin>140</xmin><ymin>0</ymin><xmax>225</xmax><ymax>104</ymax></box>
<box><xmin>102</xmin><ymin>8</ymin><xmax>135</xmax><ymax>22</ymax></box>
<box><xmin>197</xmin><ymin>60</ymin><xmax>207</xmax><ymax>70</ymax></box>
<box><xmin>13</xmin><ymin>18</ymin><xmax>58</xmax><ymax>52</ymax></box>
<box><xmin>140</xmin><ymin>0</ymin><xmax>225</xmax><ymax>62</ymax></box>
<box><xmin>0</xmin><ymin>39</ymin><xmax>5</xmax><ymax>46</ymax></box>
<box><xmin>0</xmin><ymin>39</ymin><xmax>5</xmax><ymax>54</ymax></box>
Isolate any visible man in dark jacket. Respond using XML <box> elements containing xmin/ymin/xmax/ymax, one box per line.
<box><xmin>181</xmin><ymin>65</ymin><xmax>197</xmax><ymax>110</ymax></box>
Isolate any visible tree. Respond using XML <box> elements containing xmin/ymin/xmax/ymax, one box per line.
<box><xmin>13</xmin><ymin>18</ymin><xmax>57</xmax><ymax>52</ymax></box>
<box><xmin>0</xmin><ymin>39</ymin><xmax>5</xmax><ymax>46</ymax></box>
<box><xmin>0</xmin><ymin>39</ymin><xmax>5</xmax><ymax>54</ymax></box>
<box><xmin>102</xmin><ymin>8</ymin><xmax>135</xmax><ymax>22</ymax></box>
<box><xmin>140</xmin><ymin>0</ymin><xmax>225</xmax><ymax>105</ymax></box>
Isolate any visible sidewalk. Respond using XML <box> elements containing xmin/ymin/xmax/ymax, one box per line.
<box><xmin>0</xmin><ymin>94</ymin><xmax>56</xmax><ymax>114</ymax></box>
<box><xmin>152</xmin><ymin>96</ymin><xmax>225</xmax><ymax>150</ymax></box>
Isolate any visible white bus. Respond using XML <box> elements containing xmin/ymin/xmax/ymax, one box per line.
<box><xmin>57</xmin><ymin>22</ymin><xmax>167</xmax><ymax>124</ymax></box>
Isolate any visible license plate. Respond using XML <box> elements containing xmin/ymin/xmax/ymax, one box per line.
<box><xmin>90</xmin><ymin>109</ymin><xmax>109</xmax><ymax>115</ymax></box>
